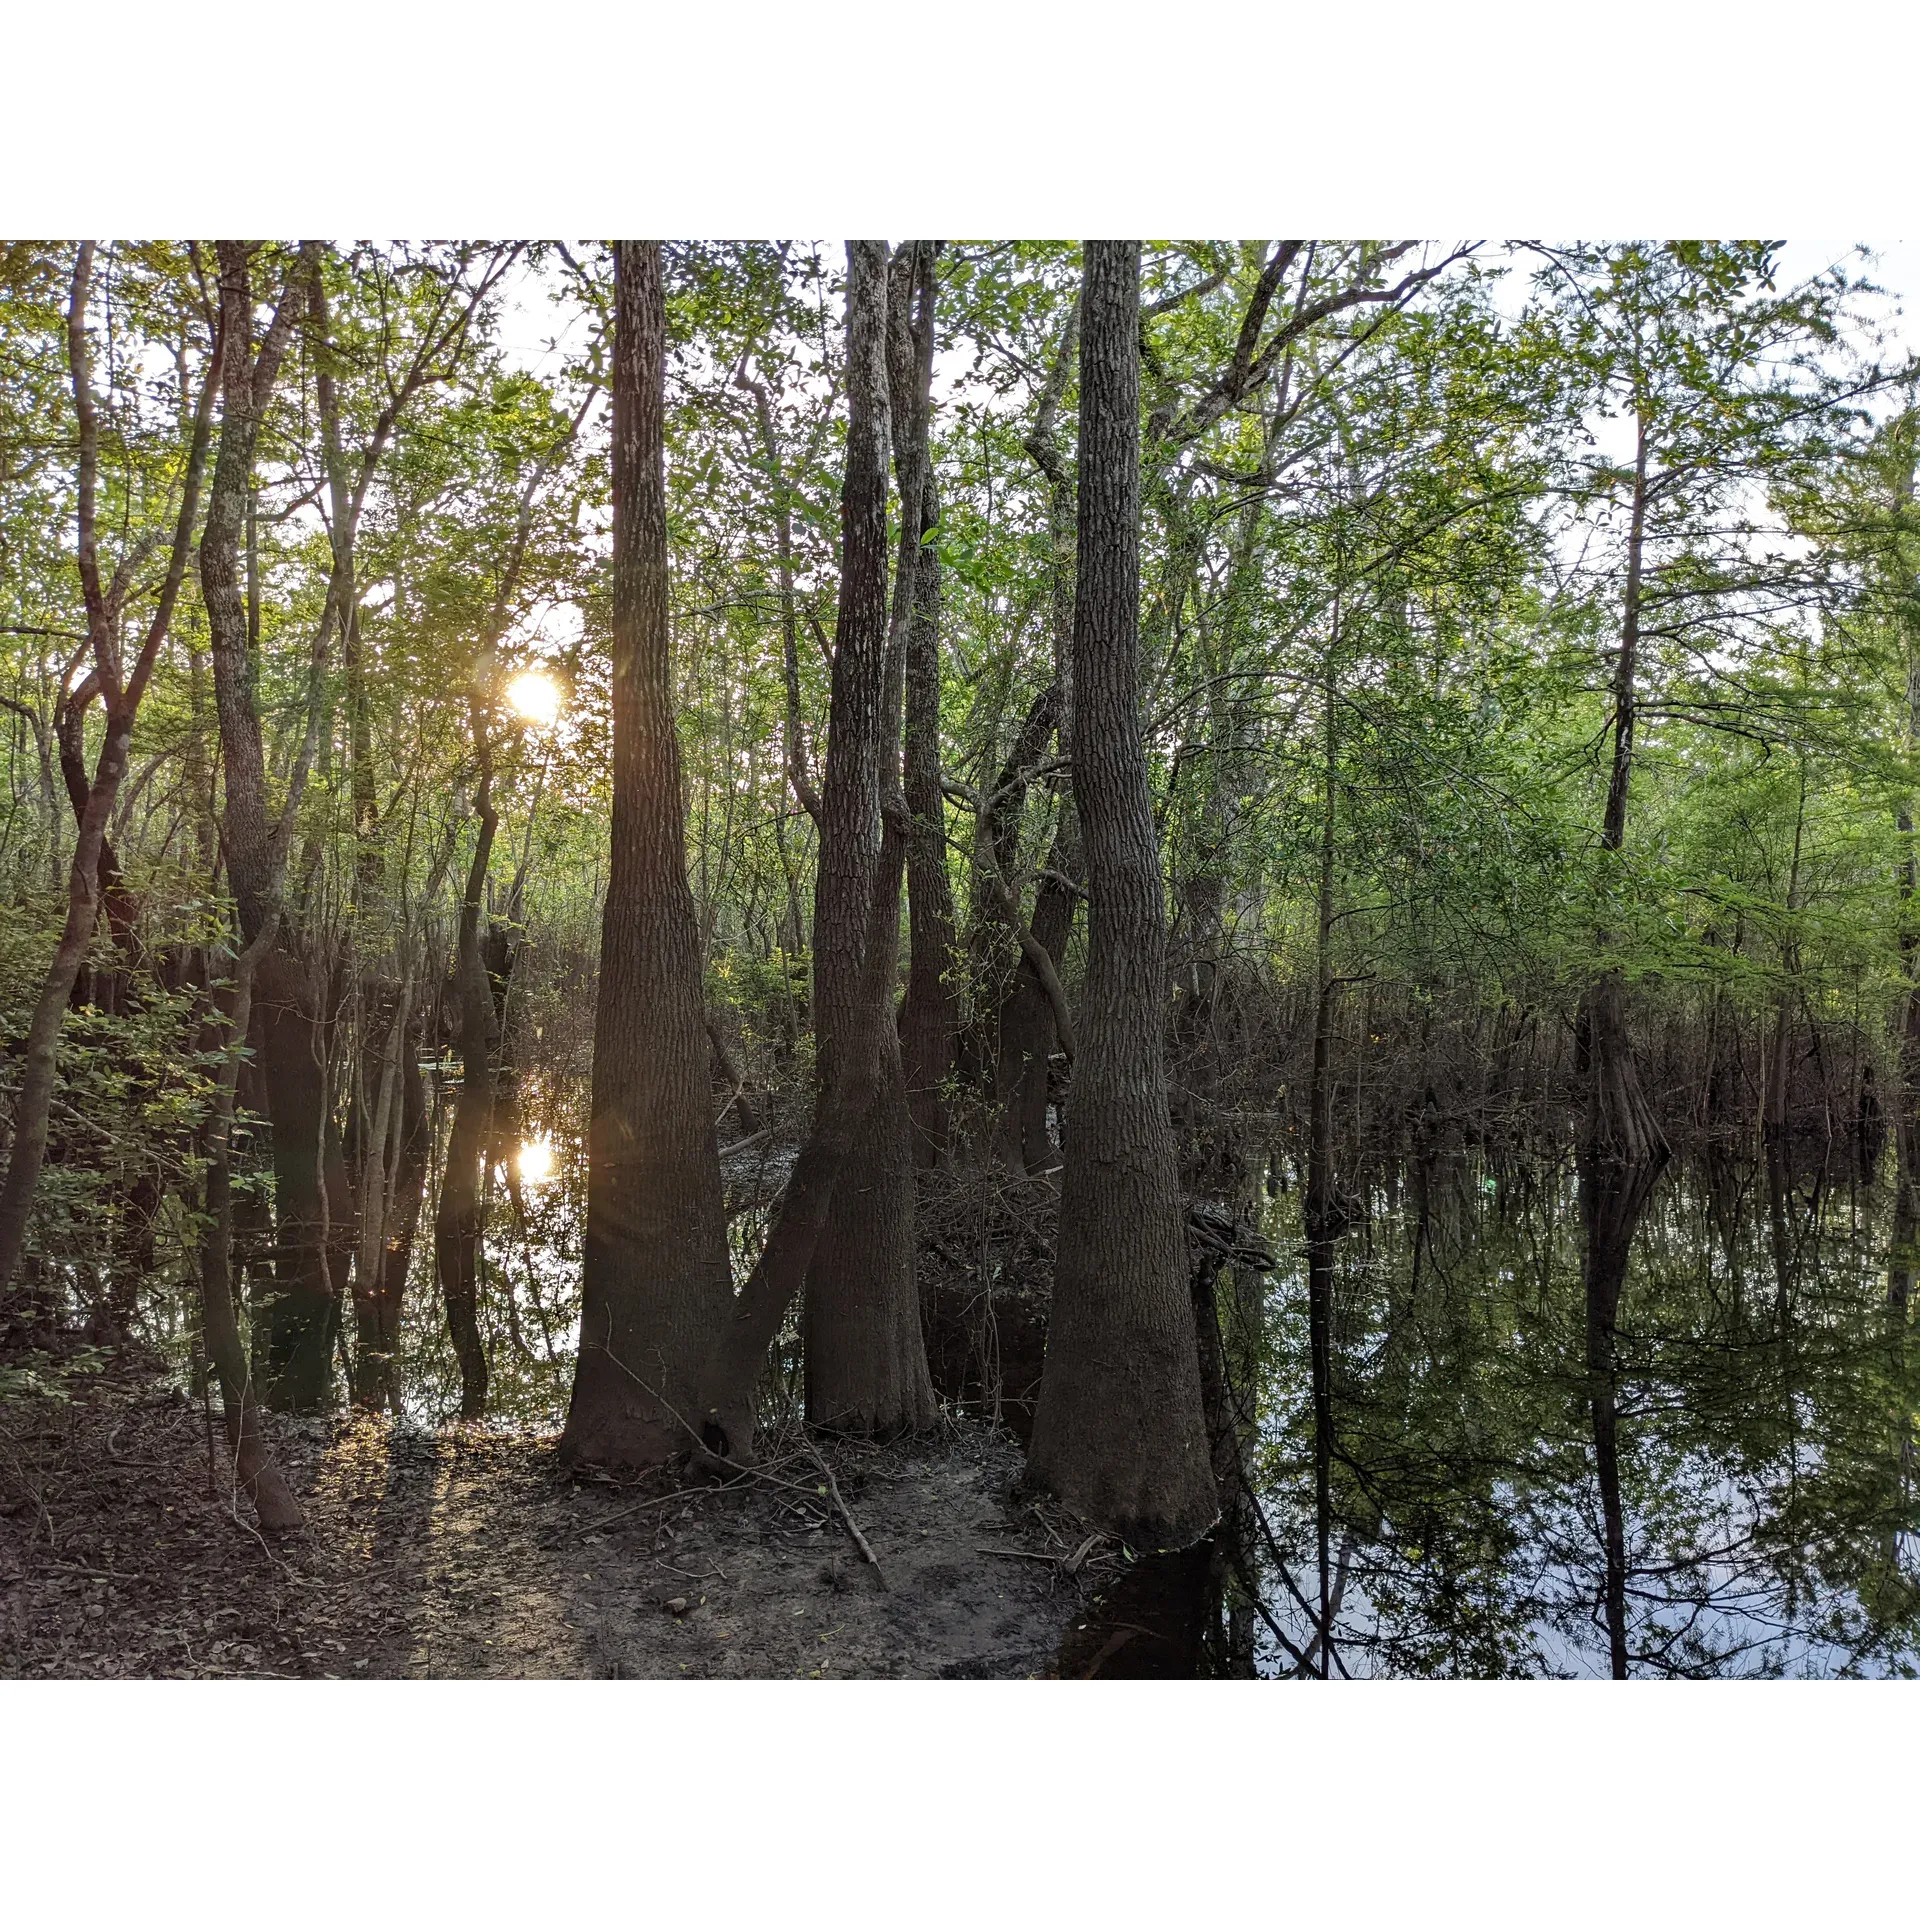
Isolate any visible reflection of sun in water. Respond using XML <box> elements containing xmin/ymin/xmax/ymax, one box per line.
<box><xmin>517</xmin><ymin>1136</ymin><xmax>555</xmax><ymax>1187</ymax></box>
<box><xmin>505</xmin><ymin>671</ymin><xmax>562</xmax><ymax>727</ymax></box>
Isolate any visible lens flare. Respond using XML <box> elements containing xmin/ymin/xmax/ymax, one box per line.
<box><xmin>517</xmin><ymin>1136</ymin><xmax>555</xmax><ymax>1187</ymax></box>
<box><xmin>505</xmin><ymin>671</ymin><xmax>562</xmax><ymax>727</ymax></box>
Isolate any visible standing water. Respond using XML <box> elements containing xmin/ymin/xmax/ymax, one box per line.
<box><xmin>1170</xmin><ymin>1148</ymin><xmax>1920</xmax><ymax>1677</ymax></box>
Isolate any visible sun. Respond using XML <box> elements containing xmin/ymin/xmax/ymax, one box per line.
<box><xmin>505</xmin><ymin>670</ymin><xmax>562</xmax><ymax>727</ymax></box>
<box><xmin>517</xmin><ymin>1136</ymin><xmax>556</xmax><ymax>1187</ymax></box>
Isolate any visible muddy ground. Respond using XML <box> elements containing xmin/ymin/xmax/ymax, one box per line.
<box><xmin>0</xmin><ymin>1361</ymin><xmax>1135</xmax><ymax>1679</ymax></box>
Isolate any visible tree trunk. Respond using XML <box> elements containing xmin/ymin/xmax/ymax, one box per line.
<box><xmin>892</xmin><ymin>245</ymin><xmax>962</xmax><ymax>1169</ymax></box>
<box><xmin>354</xmin><ymin>992</ymin><xmax>427</xmax><ymax>1410</ymax></box>
<box><xmin>900</xmin><ymin>470</ymin><xmax>961</xmax><ymax>1166</ymax></box>
<box><xmin>993</xmin><ymin>312</ymin><xmax>1087</xmax><ymax>1179</ymax></box>
<box><xmin>697</xmin><ymin>815</ymin><xmax>908</xmax><ymax>1462</ymax></box>
<box><xmin>1027</xmin><ymin>242</ymin><xmax>1217</xmax><ymax>1550</ymax></box>
<box><xmin>199</xmin><ymin>240</ymin><xmax>345</xmax><ymax>1409</ymax></box>
<box><xmin>1304</xmin><ymin>634</ymin><xmax>1341</xmax><ymax>1672</ymax></box>
<box><xmin>798</xmin><ymin>241</ymin><xmax>935</xmax><ymax>1439</ymax></box>
<box><xmin>1763</xmin><ymin>758</ymin><xmax>1808</xmax><ymax>1146</ymax></box>
<box><xmin>1581</xmin><ymin>412</ymin><xmax>1666</xmax><ymax>1166</ymax></box>
<box><xmin>436</xmin><ymin>814</ymin><xmax>497</xmax><ymax>1419</ymax></box>
<box><xmin>201</xmin><ymin>935</ymin><xmax>305</xmax><ymax>1533</ymax></box>
<box><xmin>1582</xmin><ymin>1148</ymin><xmax>1662</xmax><ymax>1678</ymax></box>
<box><xmin>562</xmin><ymin>241</ymin><xmax>734</xmax><ymax>1470</ymax></box>
<box><xmin>256</xmin><ymin>949</ymin><xmax>341</xmax><ymax>1408</ymax></box>
<box><xmin>997</xmin><ymin>836</ymin><xmax>1079</xmax><ymax>1175</ymax></box>
<box><xmin>1888</xmin><ymin>432</ymin><xmax>1920</xmax><ymax>1315</ymax></box>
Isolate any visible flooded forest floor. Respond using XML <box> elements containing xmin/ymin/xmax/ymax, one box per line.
<box><xmin>0</xmin><ymin>1357</ymin><xmax>1119</xmax><ymax>1679</ymax></box>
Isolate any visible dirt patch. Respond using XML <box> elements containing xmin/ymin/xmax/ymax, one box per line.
<box><xmin>1</xmin><ymin>1363</ymin><xmax>1117</xmax><ymax>1679</ymax></box>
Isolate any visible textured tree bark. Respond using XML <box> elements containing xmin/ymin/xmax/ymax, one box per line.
<box><xmin>1027</xmin><ymin>242</ymin><xmax>1218</xmax><ymax>1550</ymax></box>
<box><xmin>562</xmin><ymin>242</ymin><xmax>735</xmax><ymax>1470</ymax></box>
<box><xmin>696</xmin><ymin>813</ymin><xmax>907</xmax><ymax>1463</ymax></box>
<box><xmin>799</xmin><ymin>242</ymin><xmax>935</xmax><ymax>1438</ymax></box>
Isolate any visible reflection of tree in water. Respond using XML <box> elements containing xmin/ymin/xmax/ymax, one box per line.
<box><xmin>1235</xmin><ymin>1150</ymin><xmax>1920</xmax><ymax>1677</ymax></box>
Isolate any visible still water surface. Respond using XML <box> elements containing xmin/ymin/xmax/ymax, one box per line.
<box><xmin>1223</xmin><ymin>1151</ymin><xmax>1920</xmax><ymax>1677</ymax></box>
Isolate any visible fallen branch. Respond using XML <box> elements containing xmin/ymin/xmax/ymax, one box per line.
<box><xmin>800</xmin><ymin>1436</ymin><xmax>886</xmax><ymax>1590</ymax></box>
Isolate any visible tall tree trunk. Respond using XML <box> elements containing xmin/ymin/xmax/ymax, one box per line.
<box><xmin>1581</xmin><ymin>412</ymin><xmax>1666</xmax><ymax>1166</ymax></box>
<box><xmin>993</xmin><ymin>305</ymin><xmax>1087</xmax><ymax>1175</ymax></box>
<box><xmin>1891</xmin><ymin>431</ymin><xmax>1920</xmax><ymax>1316</ymax></box>
<box><xmin>562</xmin><ymin>241</ymin><xmax>735</xmax><ymax>1470</ymax></box>
<box><xmin>199</xmin><ymin>240</ymin><xmax>345</xmax><ymax>1410</ymax></box>
<box><xmin>893</xmin><ymin>244</ymin><xmax>962</xmax><ymax>1168</ymax></box>
<box><xmin>1765</xmin><ymin>759</ymin><xmax>1808</xmax><ymax>1145</ymax></box>
<box><xmin>798</xmin><ymin>241</ymin><xmax>935</xmax><ymax>1438</ymax></box>
<box><xmin>436</xmin><ymin>782</ymin><xmax>498</xmax><ymax>1419</ymax></box>
<box><xmin>1582</xmin><ymin>1149</ymin><xmax>1662</xmax><ymax>1678</ymax></box>
<box><xmin>1304</xmin><ymin>628</ymin><xmax>1341</xmax><ymax>1673</ymax></box>
<box><xmin>1027</xmin><ymin>241</ymin><xmax>1217</xmax><ymax>1550</ymax></box>
<box><xmin>900</xmin><ymin>492</ymin><xmax>961</xmax><ymax>1165</ymax></box>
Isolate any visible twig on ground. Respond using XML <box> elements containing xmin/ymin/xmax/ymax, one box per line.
<box><xmin>799</xmin><ymin>1436</ymin><xmax>886</xmax><ymax>1590</ymax></box>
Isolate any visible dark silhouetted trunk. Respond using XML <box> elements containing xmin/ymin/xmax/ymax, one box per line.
<box><xmin>1581</xmin><ymin>413</ymin><xmax>1666</xmax><ymax>1167</ymax></box>
<box><xmin>1582</xmin><ymin>1148</ymin><xmax>1662</xmax><ymax>1679</ymax></box>
<box><xmin>354</xmin><ymin>993</ymin><xmax>428</xmax><ymax>1410</ymax></box>
<box><xmin>200</xmin><ymin>931</ymin><xmax>304</xmax><ymax>1532</ymax></box>
<box><xmin>436</xmin><ymin>791</ymin><xmax>498</xmax><ymax>1420</ymax></box>
<box><xmin>798</xmin><ymin>241</ymin><xmax>934</xmax><ymax>1438</ymax></box>
<box><xmin>1896</xmin><ymin>795</ymin><xmax>1920</xmax><ymax>1314</ymax></box>
<box><xmin>1028</xmin><ymin>242</ymin><xmax>1217</xmax><ymax>1550</ymax></box>
<box><xmin>563</xmin><ymin>241</ymin><xmax>734</xmax><ymax>1469</ymax></box>
<box><xmin>1893</xmin><ymin>433</ymin><xmax>1920</xmax><ymax>1313</ymax></box>
<box><xmin>1304</xmin><ymin>637</ymin><xmax>1341</xmax><ymax>1673</ymax></box>
<box><xmin>697</xmin><ymin>814</ymin><xmax>908</xmax><ymax>1463</ymax></box>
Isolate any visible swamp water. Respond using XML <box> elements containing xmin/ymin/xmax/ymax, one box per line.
<box><xmin>183</xmin><ymin>1130</ymin><xmax>1919</xmax><ymax>1677</ymax></box>
<box><xmin>1157</xmin><ymin>1149</ymin><xmax>1920</xmax><ymax>1678</ymax></box>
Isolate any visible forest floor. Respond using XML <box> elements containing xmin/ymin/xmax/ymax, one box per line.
<box><xmin>0</xmin><ymin>1358</ymin><xmax>1124</xmax><ymax>1679</ymax></box>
